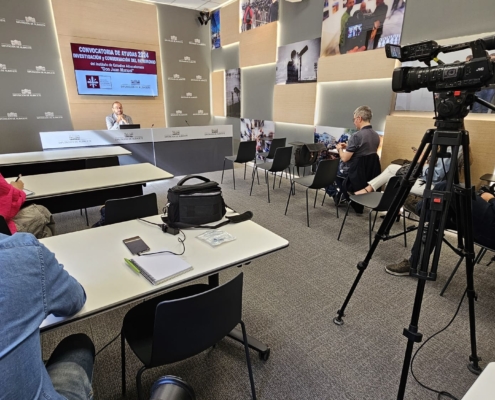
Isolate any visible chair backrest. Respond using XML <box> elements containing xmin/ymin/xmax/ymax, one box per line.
<box><xmin>85</xmin><ymin>156</ymin><xmax>120</xmax><ymax>169</ymax></box>
<box><xmin>269</xmin><ymin>146</ymin><xmax>293</xmax><ymax>172</ymax></box>
<box><xmin>104</xmin><ymin>193</ymin><xmax>158</xmax><ymax>225</ymax></box>
<box><xmin>310</xmin><ymin>159</ymin><xmax>340</xmax><ymax>189</ymax></box>
<box><xmin>150</xmin><ymin>273</ymin><xmax>244</xmax><ymax>366</ymax></box>
<box><xmin>234</xmin><ymin>141</ymin><xmax>257</xmax><ymax>163</ymax></box>
<box><xmin>0</xmin><ymin>215</ymin><xmax>12</xmax><ymax>235</ymax></box>
<box><xmin>375</xmin><ymin>175</ymin><xmax>401</xmax><ymax>212</ymax></box>
<box><xmin>345</xmin><ymin>153</ymin><xmax>381</xmax><ymax>193</ymax></box>
<box><xmin>266</xmin><ymin>137</ymin><xmax>287</xmax><ymax>159</ymax></box>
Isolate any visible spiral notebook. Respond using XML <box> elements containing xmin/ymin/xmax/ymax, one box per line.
<box><xmin>127</xmin><ymin>253</ymin><xmax>193</xmax><ymax>285</ymax></box>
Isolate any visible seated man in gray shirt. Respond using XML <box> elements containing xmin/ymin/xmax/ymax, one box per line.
<box><xmin>105</xmin><ymin>101</ymin><xmax>133</xmax><ymax>130</ymax></box>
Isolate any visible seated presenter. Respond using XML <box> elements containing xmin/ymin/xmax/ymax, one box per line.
<box><xmin>105</xmin><ymin>101</ymin><xmax>133</xmax><ymax>130</ymax></box>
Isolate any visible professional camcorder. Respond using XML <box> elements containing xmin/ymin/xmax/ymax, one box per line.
<box><xmin>385</xmin><ymin>37</ymin><xmax>495</xmax><ymax>94</ymax></box>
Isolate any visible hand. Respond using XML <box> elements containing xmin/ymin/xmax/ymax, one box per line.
<box><xmin>481</xmin><ymin>192</ymin><xmax>495</xmax><ymax>202</ymax></box>
<box><xmin>11</xmin><ymin>180</ymin><xmax>24</xmax><ymax>190</ymax></box>
<box><xmin>347</xmin><ymin>46</ymin><xmax>366</xmax><ymax>53</ymax></box>
<box><xmin>117</xmin><ymin>114</ymin><xmax>124</xmax><ymax>123</ymax></box>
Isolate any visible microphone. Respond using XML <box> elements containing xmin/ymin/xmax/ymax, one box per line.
<box><xmin>185</xmin><ymin>120</ymin><xmax>190</xmax><ymax>126</ymax></box>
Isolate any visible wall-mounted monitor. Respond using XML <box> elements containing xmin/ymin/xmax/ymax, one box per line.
<box><xmin>70</xmin><ymin>43</ymin><xmax>158</xmax><ymax>97</ymax></box>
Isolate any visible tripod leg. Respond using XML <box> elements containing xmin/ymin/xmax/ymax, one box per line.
<box><xmin>439</xmin><ymin>254</ymin><xmax>464</xmax><ymax>297</ymax></box>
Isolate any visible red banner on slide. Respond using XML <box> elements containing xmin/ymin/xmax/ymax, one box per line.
<box><xmin>70</xmin><ymin>43</ymin><xmax>157</xmax><ymax>75</ymax></box>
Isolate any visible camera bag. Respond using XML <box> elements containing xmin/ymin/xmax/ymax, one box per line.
<box><xmin>165</xmin><ymin>175</ymin><xmax>227</xmax><ymax>228</ymax></box>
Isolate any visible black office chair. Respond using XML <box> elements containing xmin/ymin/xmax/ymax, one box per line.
<box><xmin>0</xmin><ymin>215</ymin><xmax>12</xmax><ymax>235</ymax></box>
<box><xmin>80</xmin><ymin>156</ymin><xmax>121</xmax><ymax>225</ymax></box>
<box><xmin>104</xmin><ymin>193</ymin><xmax>158</xmax><ymax>225</ymax></box>
<box><xmin>337</xmin><ymin>176</ymin><xmax>406</xmax><ymax>249</ymax></box>
<box><xmin>149</xmin><ymin>376</ymin><xmax>196</xmax><ymax>400</ymax></box>
<box><xmin>440</xmin><ymin>242</ymin><xmax>495</xmax><ymax>296</ymax></box>
<box><xmin>121</xmin><ymin>273</ymin><xmax>256</xmax><ymax>400</ymax></box>
<box><xmin>285</xmin><ymin>159</ymin><xmax>339</xmax><ymax>227</ymax></box>
<box><xmin>258</xmin><ymin>137</ymin><xmax>287</xmax><ymax>161</ymax></box>
<box><xmin>250</xmin><ymin>146</ymin><xmax>292</xmax><ymax>203</ymax></box>
<box><xmin>221</xmin><ymin>141</ymin><xmax>257</xmax><ymax>189</ymax></box>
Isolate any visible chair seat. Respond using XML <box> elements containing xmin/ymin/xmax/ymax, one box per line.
<box><xmin>480</xmin><ymin>174</ymin><xmax>495</xmax><ymax>182</ymax></box>
<box><xmin>256</xmin><ymin>161</ymin><xmax>278</xmax><ymax>171</ymax></box>
<box><xmin>349</xmin><ymin>192</ymin><xmax>383</xmax><ymax>210</ymax></box>
<box><xmin>293</xmin><ymin>175</ymin><xmax>318</xmax><ymax>188</ymax></box>
<box><xmin>225</xmin><ymin>155</ymin><xmax>237</xmax><ymax>162</ymax></box>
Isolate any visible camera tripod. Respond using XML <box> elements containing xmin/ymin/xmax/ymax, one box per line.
<box><xmin>332</xmin><ymin>91</ymin><xmax>495</xmax><ymax>399</ymax></box>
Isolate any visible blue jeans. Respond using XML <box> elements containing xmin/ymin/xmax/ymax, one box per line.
<box><xmin>45</xmin><ymin>334</ymin><xmax>95</xmax><ymax>400</ymax></box>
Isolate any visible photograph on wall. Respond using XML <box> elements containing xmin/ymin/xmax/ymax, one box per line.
<box><xmin>320</xmin><ymin>0</ymin><xmax>406</xmax><ymax>57</ymax></box>
<box><xmin>240</xmin><ymin>119</ymin><xmax>275</xmax><ymax>159</ymax></box>
<box><xmin>226</xmin><ymin>68</ymin><xmax>241</xmax><ymax>118</ymax></box>
<box><xmin>211</xmin><ymin>10</ymin><xmax>221</xmax><ymax>49</ymax></box>
<box><xmin>276</xmin><ymin>38</ymin><xmax>321</xmax><ymax>85</ymax></box>
<box><xmin>240</xmin><ymin>0</ymin><xmax>279</xmax><ymax>33</ymax></box>
<box><xmin>395</xmin><ymin>35</ymin><xmax>495</xmax><ymax>113</ymax></box>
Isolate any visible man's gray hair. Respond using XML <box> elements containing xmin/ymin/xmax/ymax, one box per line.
<box><xmin>353</xmin><ymin>105</ymin><xmax>372</xmax><ymax>122</ymax></box>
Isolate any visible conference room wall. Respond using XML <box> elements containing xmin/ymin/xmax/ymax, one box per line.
<box><xmin>241</xmin><ymin>64</ymin><xmax>276</xmax><ymax>121</ymax></box>
<box><xmin>278</xmin><ymin>0</ymin><xmax>325</xmax><ymax>47</ymax></box>
<box><xmin>214</xmin><ymin>116</ymin><xmax>241</xmax><ymax>152</ymax></box>
<box><xmin>212</xmin><ymin>44</ymin><xmax>240</xmax><ymax>72</ymax></box>
<box><xmin>51</xmin><ymin>0</ymin><xmax>166</xmax><ymax>132</ymax></box>
<box><xmin>0</xmin><ymin>0</ymin><xmax>73</xmax><ymax>154</ymax></box>
<box><xmin>157</xmin><ymin>4</ymin><xmax>212</xmax><ymax>127</ymax></box>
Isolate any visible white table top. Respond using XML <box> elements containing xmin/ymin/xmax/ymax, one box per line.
<box><xmin>0</xmin><ymin>146</ymin><xmax>131</xmax><ymax>167</ymax></box>
<box><xmin>40</xmin><ymin>214</ymin><xmax>289</xmax><ymax>330</ymax></box>
<box><xmin>462</xmin><ymin>362</ymin><xmax>495</xmax><ymax>399</ymax></box>
<box><xmin>5</xmin><ymin>163</ymin><xmax>173</xmax><ymax>200</ymax></box>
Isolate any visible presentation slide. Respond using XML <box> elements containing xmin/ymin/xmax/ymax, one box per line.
<box><xmin>71</xmin><ymin>43</ymin><xmax>158</xmax><ymax>97</ymax></box>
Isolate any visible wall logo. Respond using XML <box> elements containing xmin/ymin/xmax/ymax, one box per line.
<box><xmin>189</xmin><ymin>38</ymin><xmax>206</xmax><ymax>46</ymax></box>
<box><xmin>179</xmin><ymin>55</ymin><xmax>196</xmax><ymax>64</ymax></box>
<box><xmin>131</xmin><ymin>80</ymin><xmax>140</xmax><ymax>85</ymax></box>
<box><xmin>0</xmin><ymin>18</ymin><xmax>5</xmax><ymax>22</ymax></box>
<box><xmin>181</xmin><ymin>92</ymin><xmax>197</xmax><ymax>99</ymax></box>
<box><xmin>37</xmin><ymin>111</ymin><xmax>63</xmax><ymax>120</ymax></box>
<box><xmin>171</xmin><ymin>110</ymin><xmax>187</xmax><ymax>117</ymax></box>
<box><xmin>191</xmin><ymin>75</ymin><xmax>207</xmax><ymax>82</ymax></box>
<box><xmin>165</xmin><ymin>35</ymin><xmax>183</xmax><ymax>44</ymax></box>
<box><xmin>27</xmin><ymin>65</ymin><xmax>55</xmax><ymax>74</ymax></box>
<box><xmin>193</xmin><ymin>110</ymin><xmax>209</xmax><ymax>116</ymax></box>
<box><xmin>0</xmin><ymin>112</ymin><xmax>28</xmax><ymax>121</ymax></box>
<box><xmin>13</xmin><ymin>88</ymin><xmax>41</xmax><ymax>97</ymax></box>
<box><xmin>16</xmin><ymin>16</ymin><xmax>46</xmax><ymax>26</ymax></box>
<box><xmin>168</xmin><ymin>73</ymin><xmax>186</xmax><ymax>81</ymax></box>
<box><xmin>1</xmin><ymin>39</ymin><xmax>32</xmax><ymax>49</ymax></box>
<box><xmin>0</xmin><ymin>63</ymin><xmax>17</xmax><ymax>73</ymax></box>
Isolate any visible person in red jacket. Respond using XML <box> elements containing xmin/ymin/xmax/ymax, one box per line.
<box><xmin>243</xmin><ymin>1</ymin><xmax>254</xmax><ymax>31</ymax></box>
<box><xmin>0</xmin><ymin>173</ymin><xmax>54</xmax><ymax>237</ymax></box>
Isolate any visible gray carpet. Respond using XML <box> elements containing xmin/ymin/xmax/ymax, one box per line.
<box><xmin>41</xmin><ymin>166</ymin><xmax>495</xmax><ymax>400</ymax></box>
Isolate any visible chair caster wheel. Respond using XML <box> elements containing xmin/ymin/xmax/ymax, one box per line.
<box><xmin>259</xmin><ymin>348</ymin><xmax>270</xmax><ymax>361</ymax></box>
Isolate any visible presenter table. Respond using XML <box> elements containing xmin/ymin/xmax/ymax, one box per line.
<box><xmin>0</xmin><ymin>146</ymin><xmax>131</xmax><ymax>177</ymax></box>
<box><xmin>8</xmin><ymin>163</ymin><xmax>172</xmax><ymax>214</ymax></box>
<box><xmin>40</xmin><ymin>214</ymin><xmax>289</xmax><ymax>358</ymax></box>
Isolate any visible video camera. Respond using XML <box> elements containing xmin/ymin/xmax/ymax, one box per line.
<box><xmin>385</xmin><ymin>36</ymin><xmax>495</xmax><ymax>93</ymax></box>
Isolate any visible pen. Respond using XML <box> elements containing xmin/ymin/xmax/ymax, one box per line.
<box><xmin>124</xmin><ymin>258</ymin><xmax>140</xmax><ymax>274</ymax></box>
<box><xmin>15</xmin><ymin>174</ymin><xmax>21</xmax><ymax>182</ymax></box>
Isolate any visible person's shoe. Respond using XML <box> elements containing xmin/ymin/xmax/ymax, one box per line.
<box><xmin>385</xmin><ymin>259</ymin><xmax>411</xmax><ymax>276</ymax></box>
<box><xmin>403</xmin><ymin>194</ymin><xmax>421</xmax><ymax>215</ymax></box>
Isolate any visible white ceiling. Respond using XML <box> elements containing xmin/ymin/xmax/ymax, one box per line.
<box><xmin>138</xmin><ymin>0</ymin><xmax>232</xmax><ymax>11</ymax></box>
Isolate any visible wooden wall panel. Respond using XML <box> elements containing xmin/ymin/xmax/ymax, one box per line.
<box><xmin>382</xmin><ymin>115</ymin><xmax>495</xmax><ymax>187</ymax></box>
<box><xmin>318</xmin><ymin>49</ymin><xmax>397</xmax><ymax>82</ymax></box>
<box><xmin>51</xmin><ymin>0</ymin><xmax>159</xmax><ymax>45</ymax></box>
<box><xmin>239</xmin><ymin>22</ymin><xmax>278</xmax><ymax>68</ymax></box>
<box><xmin>273</xmin><ymin>83</ymin><xmax>317</xmax><ymax>125</ymax></box>
<box><xmin>220</xmin><ymin>0</ymin><xmax>240</xmax><ymax>46</ymax></box>
<box><xmin>51</xmin><ymin>0</ymin><xmax>165</xmax><ymax>130</ymax></box>
<box><xmin>212</xmin><ymin>70</ymin><xmax>225</xmax><ymax>117</ymax></box>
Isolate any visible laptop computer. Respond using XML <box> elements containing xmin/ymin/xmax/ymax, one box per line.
<box><xmin>120</xmin><ymin>124</ymin><xmax>141</xmax><ymax>130</ymax></box>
